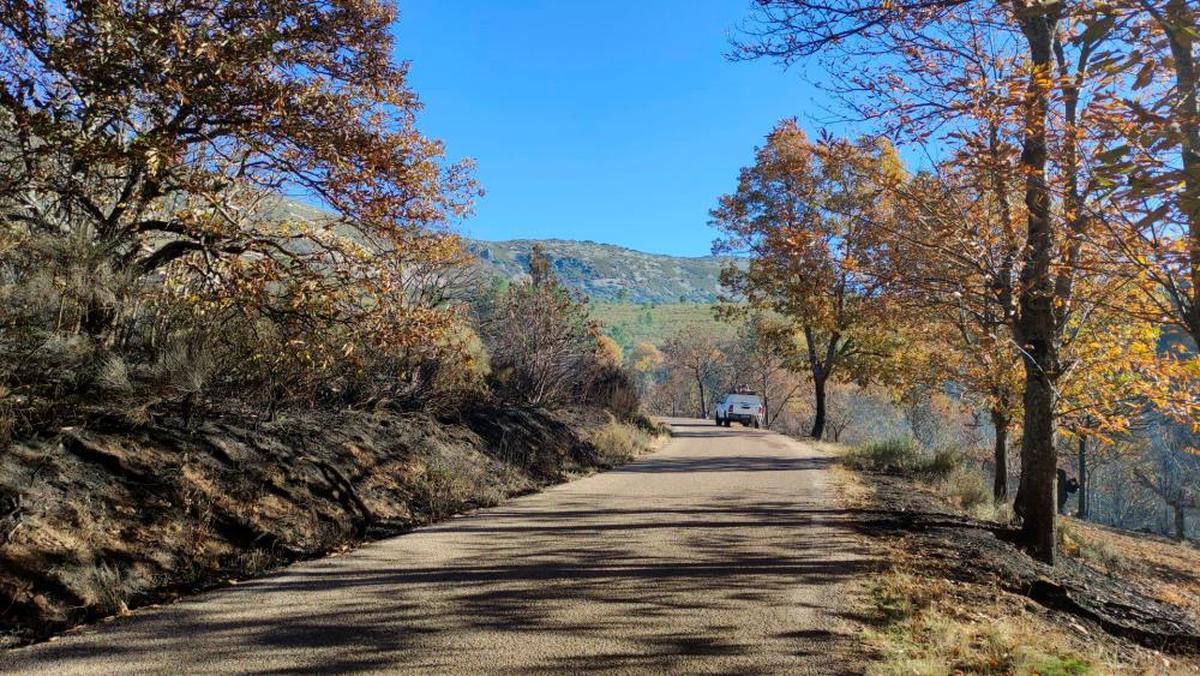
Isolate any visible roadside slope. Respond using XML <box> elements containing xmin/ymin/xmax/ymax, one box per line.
<box><xmin>2</xmin><ymin>419</ymin><xmax>876</xmax><ymax>674</ymax></box>
<box><xmin>0</xmin><ymin>404</ymin><xmax>648</xmax><ymax>645</ymax></box>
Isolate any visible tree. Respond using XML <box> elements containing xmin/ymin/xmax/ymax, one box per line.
<box><xmin>723</xmin><ymin>315</ymin><xmax>805</xmax><ymax>429</ymax></box>
<box><xmin>528</xmin><ymin>244</ymin><xmax>555</xmax><ymax>288</ymax></box>
<box><xmin>1134</xmin><ymin>419</ymin><xmax>1200</xmax><ymax>540</ymax></box>
<box><xmin>480</xmin><ymin>256</ymin><xmax>599</xmax><ymax>407</ymax></box>
<box><xmin>0</xmin><ymin>0</ymin><xmax>475</xmax><ymax>297</ymax></box>
<box><xmin>875</xmin><ymin>166</ymin><xmax>1025</xmax><ymax>500</ymax></box>
<box><xmin>711</xmin><ymin>121</ymin><xmax>900</xmax><ymax>439</ymax></box>
<box><xmin>662</xmin><ymin>326</ymin><xmax>725</xmax><ymax>418</ymax></box>
<box><xmin>1053</xmin><ymin>279</ymin><xmax>1161</xmax><ymax>517</ymax></box>
<box><xmin>733</xmin><ymin>0</ymin><xmax>1126</xmax><ymax>563</ymax></box>
<box><xmin>1096</xmin><ymin>1</ymin><xmax>1200</xmax><ymax>352</ymax></box>
<box><xmin>595</xmin><ymin>335</ymin><xmax>625</xmax><ymax>370</ymax></box>
<box><xmin>628</xmin><ymin>340</ymin><xmax>664</xmax><ymax>400</ymax></box>
<box><xmin>0</xmin><ymin>0</ymin><xmax>478</xmax><ymax>416</ymax></box>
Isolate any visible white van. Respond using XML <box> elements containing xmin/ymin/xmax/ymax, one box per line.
<box><xmin>714</xmin><ymin>392</ymin><xmax>763</xmax><ymax>428</ymax></box>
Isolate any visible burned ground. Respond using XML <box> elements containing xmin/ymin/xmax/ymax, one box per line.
<box><xmin>842</xmin><ymin>466</ymin><xmax>1200</xmax><ymax>670</ymax></box>
<box><xmin>0</xmin><ymin>402</ymin><xmax>653</xmax><ymax>646</ymax></box>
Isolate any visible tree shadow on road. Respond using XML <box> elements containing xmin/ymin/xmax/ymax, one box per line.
<box><xmin>3</xmin><ymin>476</ymin><xmax>881</xmax><ymax>674</ymax></box>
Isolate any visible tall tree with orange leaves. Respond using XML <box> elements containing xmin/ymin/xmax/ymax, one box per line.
<box><xmin>711</xmin><ymin>121</ymin><xmax>903</xmax><ymax>440</ymax></box>
<box><xmin>733</xmin><ymin>0</ymin><xmax>1128</xmax><ymax>563</ymax></box>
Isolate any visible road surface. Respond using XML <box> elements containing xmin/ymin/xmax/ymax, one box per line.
<box><xmin>2</xmin><ymin>419</ymin><xmax>875</xmax><ymax>674</ymax></box>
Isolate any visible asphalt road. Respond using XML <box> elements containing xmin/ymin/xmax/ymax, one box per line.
<box><xmin>2</xmin><ymin>418</ymin><xmax>874</xmax><ymax>674</ymax></box>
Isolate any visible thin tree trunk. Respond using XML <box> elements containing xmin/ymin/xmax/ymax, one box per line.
<box><xmin>1175</xmin><ymin>502</ymin><xmax>1187</xmax><ymax>541</ymax></box>
<box><xmin>759</xmin><ymin>370</ymin><xmax>770</xmax><ymax>429</ymax></box>
<box><xmin>1013</xmin><ymin>3</ymin><xmax>1063</xmax><ymax>565</ymax></box>
<box><xmin>1077</xmin><ymin>436</ymin><xmax>1088</xmax><ymax>519</ymax></box>
<box><xmin>697</xmin><ymin>374</ymin><xmax>707</xmax><ymax>419</ymax></box>
<box><xmin>991</xmin><ymin>408</ymin><xmax>1009</xmax><ymax>501</ymax></box>
<box><xmin>811</xmin><ymin>375</ymin><xmax>827</xmax><ymax>440</ymax></box>
<box><xmin>768</xmin><ymin>382</ymin><xmax>803</xmax><ymax>428</ymax></box>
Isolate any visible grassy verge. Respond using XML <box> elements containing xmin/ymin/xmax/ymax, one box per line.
<box><xmin>844</xmin><ymin>438</ymin><xmax>1004</xmax><ymax>520</ymax></box>
<box><xmin>865</xmin><ymin>569</ymin><xmax>1092</xmax><ymax>675</ymax></box>
<box><xmin>590</xmin><ymin>419</ymin><xmax>666</xmax><ymax>465</ymax></box>
<box><xmin>835</xmin><ymin>440</ymin><xmax>1159</xmax><ymax>674</ymax></box>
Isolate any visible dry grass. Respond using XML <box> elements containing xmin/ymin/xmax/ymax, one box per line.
<box><xmin>940</xmin><ymin>467</ymin><xmax>993</xmax><ymax>516</ymax></box>
<box><xmin>590</xmin><ymin>420</ymin><xmax>662</xmax><ymax>465</ymax></box>
<box><xmin>1064</xmin><ymin>518</ymin><xmax>1200</xmax><ymax>622</ymax></box>
<box><xmin>865</xmin><ymin>570</ymin><xmax>1096</xmax><ymax>676</ymax></box>
<box><xmin>66</xmin><ymin>562</ymin><xmax>138</xmax><ymax>618</ymax></box>
<box><xmin>407</xmin><ymin>451</ymin><xmax>513</xmax><ymax>522</ymax></box>
<box><xmin>844</xmin><ymin>439</ymin><xmax>1008</xmax><ymax>523</ymax></box>
<box><xmin>833</xmin><ymin>450</ymin><xmax>1181</xmax><ymax>675</ymax></box>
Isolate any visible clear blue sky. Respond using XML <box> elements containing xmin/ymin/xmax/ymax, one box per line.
<box><xmin>393</xmin><ymin>1</ymin><xmax>829</xmax><ymax>258</ymax></box>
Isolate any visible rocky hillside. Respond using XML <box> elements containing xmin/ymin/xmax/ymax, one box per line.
<box><xmin>470</xmin><ymin>239</ymin><xmax>728</xmax><ymax>304</ymax></box>
<box><xmin>272</xmin><ymin>198</ymin><xmax>728</xmax><ymax>304</ymax></box>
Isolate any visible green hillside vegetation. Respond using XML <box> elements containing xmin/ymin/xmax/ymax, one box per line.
<box><xmin>472</xmin><ymin>239</ymin><xmax>730</xmax><ymax>304</ymax></box>
<box><xmin>590</xmin><ymin>303</ymin><xmax>734</xmax><ymax>349</ymax></box>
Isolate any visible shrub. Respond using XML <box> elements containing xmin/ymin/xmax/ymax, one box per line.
<box><xmin>845</xmin><ymin>437</ymin><xmax>919</xmax><ymax>472</ymax></box>
<box><xmin>584</xmin><ymin>366</ymin><xmax>641</xmax><ymax>419</ymax></box>
<box><xmin>591</xmin><ymin>421</ymin><xmax>655</xmax><ymax>465</ymax></box>
<box><xmin>913</xmin><ymin>446</ymin><xmax>963</xmax><ymax>480</ymax></box>
<box><xmin>0</xmin><ymin>227</ymin><xmax>478</xmax><ymax>434</ymax></box>
<box><xmin>479</xmin><ymin>279</ymin><xmax>598</xmax><ymax>406</ymax></box>
<box><xmin>941</xmin><ymin>468</ymin><xmax>991</xmax><ymax>513</ymax></box>
<box><xmin>477</xmin><ymin>245</ymin><xmax>643</xmax><ymax>416</ymax></box>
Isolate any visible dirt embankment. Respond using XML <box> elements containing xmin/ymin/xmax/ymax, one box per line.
<box><xmin>0</xmin><ymin>402</ymin><xmax>652</xmax><ymax>646</ymax></box>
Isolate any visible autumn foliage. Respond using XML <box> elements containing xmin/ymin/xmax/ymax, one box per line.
<box><xmin>0</xmin><ymin>0</ymin><xmax>483</xmax><ymax>431</ymax></box>
<box><xmin>711</xmin><ymin>122</ymin><xmax>904</xmax><ymax>440</ymax></box>
<box><xmin>730</xmin><ymin>0</ymin><xmax>1200</xmax><ymax>564</ymax></box>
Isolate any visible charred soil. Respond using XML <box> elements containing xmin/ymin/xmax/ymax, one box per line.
<box><xmin>843</xmin><ymin>466</ymin><xmax>1200</xmax><ymax>671</ymax></box>
<box><xmin>0</xmin><ymin>401</ymin><xmax>655</xmax><ymax>646</ymax></box>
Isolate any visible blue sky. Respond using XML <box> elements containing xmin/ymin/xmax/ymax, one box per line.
<box><xmin>393</xmin><ymin>1</ymin><xmax>829</xmax><ymax>257</ymax></box>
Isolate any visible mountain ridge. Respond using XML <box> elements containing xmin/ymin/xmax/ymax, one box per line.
<box><xmin>273</xmin><ymin>196</ymin><xmax>728</xmax><ymax>304</ymax></box>
<box><xmin>469</xmin><ymin>238</ymin><xmax>728</xmax><ymax>304</ymax></box>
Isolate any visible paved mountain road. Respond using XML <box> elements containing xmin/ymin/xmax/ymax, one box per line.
<box><xmin>2</xmin><ymin>419</ymin><xmax>875</xmax><ymax>674</ymax></box>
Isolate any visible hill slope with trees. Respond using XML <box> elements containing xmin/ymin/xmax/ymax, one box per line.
<box><xmin>470</xmin><ymin>239</ymin><xmax>729</xmax><ymax>304</ymax></box>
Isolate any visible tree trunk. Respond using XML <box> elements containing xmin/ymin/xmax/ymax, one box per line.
<box><xmin>1158</xmin><ymin>0</ymin><xmax>1200</xmax><ymax>344</ymax></box>
<box><xmin>811</xmin><ymin>376</ymin><xmax>827</xmax><ymax>440</ymax></box>
<box><xmin>760</xmin><ymin>372</ymin><xmax>770</xmax><ymax>430</ymax></box>
<box><xmin>1016</xmin><ymin>370</ymin><xmax>1058</xmax><ymax>560</ymax></box>
<box><xmin>1013</xmin><ymin>3</ymin><xmax>1063</xmax><ymax>565</ymax></box>
<box><xmin>1077</xmin><ymin>436</ymin><xmax>1088</xmax><ymax>520</ymax></box>
<box><xmin>1175</xmin><ymin>502</ymin><xmax>1187</xmax><ymax>541</ymax></box>
<box><xmin>991</xmin><ymin>408</ymin><xmax>1009</xmax><ymax>501</ymax></box>
<box><xmin>696</xmin><ymin>375</ymin><xmax>707</xmax><ymax>419</ymax></box>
